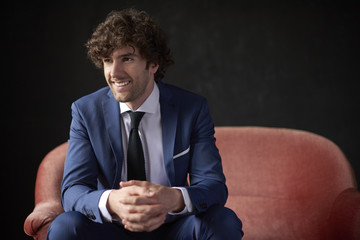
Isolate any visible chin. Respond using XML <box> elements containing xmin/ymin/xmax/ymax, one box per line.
<box><xmin>111</xmin><ymin>90</ymin><xmax>125</xmax><ymax>102</ymax></box>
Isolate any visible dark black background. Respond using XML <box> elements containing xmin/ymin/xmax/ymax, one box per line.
<box><xmin>4</xmin><ymin>1</ymin><xmax>359</xmax><ymax>239</ymax></box>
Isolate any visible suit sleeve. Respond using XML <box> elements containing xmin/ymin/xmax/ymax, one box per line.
<box><xmin>61</xmin><ymin>102</ymin><xmax>106</xmax><ymax>223</ymax></box>
<box><xmin>185</xmin><ymin>99</ymin><xmax>228</xmax><ymax>213</ymax></box>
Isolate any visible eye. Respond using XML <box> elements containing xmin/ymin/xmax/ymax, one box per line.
<box><xmin>103</xmin><ymin>58</ymin><xmax>112</xmax><ymax>64</ymax></box>
<box><xmin>123</xmin><ymin>57</ymin><xmax>134</xmax><ymax>62</ymax></box>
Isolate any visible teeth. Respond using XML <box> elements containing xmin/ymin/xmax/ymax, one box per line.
<box><xmin>114</xmin><ymin>81</ymin><xmax>130</xmax><ymax>87</ymax></box>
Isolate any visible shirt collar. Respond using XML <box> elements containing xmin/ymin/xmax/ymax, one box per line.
<box><xmin>119</xmin><ymin>83</ymin><xmax>159</xmax><ymax>114</ymax></box>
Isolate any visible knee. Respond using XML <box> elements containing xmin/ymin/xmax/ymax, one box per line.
<box><xmin>47</xmin><ymin>211</ymin><xmax>90</xmax><ymax>240</ymax></box>
<box><xmin>198</xmin><ymin>205</ymin><xmax>244</xmax><ymax>239</ymax></box>
<box><xmin>206</xmin><ymin>205</ymin><xmax>242</xmax><ymax>226</ymax></box>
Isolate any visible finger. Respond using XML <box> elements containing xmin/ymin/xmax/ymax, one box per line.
<box><xmin>120</xmin><ymin>184</ymin><xmax>155</xmax><ymax>199</ymax></box>
<box><xmin>120</xmin><ymin>195</ymin><xmax>157</xmax><ymax>206</ymax></box>
<box><xmin>119</xmin><ymin>192</ymin><xmax>159</xmax><ymax>205</ymax></box>
<box><xmin>122</xmin><ymin>204</ymin><xmax>164</xmax><ymax>221</ymax></box>
<box><xmin>117</xmin><ymin>202</ymin><xmax>157</xmax><ymax>222</ymax></box>
<box><xmin>120</xmin><ymin>184</ymin><xmax>154</xmax><ymax>197</ymax></box>
<box><xmin>120</xmin><ymin>181</ymin><xmax>156</xmax><ymax>197</ymax></box>
<box><xmin>120</xmin><ymin>180</ymin><xmax>147</xmax><ymax>188</ymax></box>
<box><xmin>123</xmin><ymin>213</ymin><xmax>166</xmax><ymax>232</ymax></box>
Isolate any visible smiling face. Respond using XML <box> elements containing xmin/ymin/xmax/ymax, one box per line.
<box><xmin>103</xmin><ymin>46</ymin><xmax>159</xmax><ymax>110</ymax></box>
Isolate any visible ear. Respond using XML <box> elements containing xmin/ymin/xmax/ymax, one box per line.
<box><xmin>148</xmin><ymin>62</ymin><xmax>159</xmax><ymax>74</ymax></box>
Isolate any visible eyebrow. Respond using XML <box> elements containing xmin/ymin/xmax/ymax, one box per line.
<box><xmin>103</xmin><ymin>46</ymin><xmax>139</xmax><ymax>60</ymax></box>
<box><xmin>109</xmin><ymin>52</ymin><xmax>138</xmax><ymax>60</ymax></box>
<box><xmin>116</xmin><ymin>45</ymin><xmax>137</xmax><ymax>58</ymax></box>
<box><xmin>119</xmin><ymin>53</ymin><xmax>137</xmax><ymax>58</ymax></box>
<box><xmin>103</xmin><ymin>52</ymin><xmax>137</xmax><ymax>60</ymax></box>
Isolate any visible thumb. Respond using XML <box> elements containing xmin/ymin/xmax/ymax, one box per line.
<box><xmin>120</xmin><ymin>181</ymin><xmax>155</xmax><ymax>197</ymax></box>
<box><xmin>119</xmin><ymin>180</ymin><xmax>145</xmax><ymax>188</ymax></box>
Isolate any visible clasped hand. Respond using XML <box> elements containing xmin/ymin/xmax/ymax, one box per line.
<box><xmin>107</xmin><ymin>180</ymin><xmax>184</xmax><ymax>232</ymax></box>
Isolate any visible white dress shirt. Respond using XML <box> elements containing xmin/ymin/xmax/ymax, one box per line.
<box><xmin>99</xmin><ymin>83</ymin><xmax>193</xmax><ymax>222</ymax></box>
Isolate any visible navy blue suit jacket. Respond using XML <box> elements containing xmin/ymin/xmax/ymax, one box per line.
<box><xmin>61</xmin><ymin>81</ymin><xmax>228</xmax><ymax>223</ymax></box>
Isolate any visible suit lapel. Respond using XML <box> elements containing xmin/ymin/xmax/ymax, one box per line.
<box><xmin>101</xmin><ymin>83</ymin><xmax>178</xmax><ymax>186</ymax></box>
<box><xmin>102</xmin><ymin>90</ymin><xmax>124</xmax><ymax>187</ymax></box>
<box><xmin>158</xmin><ymin>82</ymin><xmax>178</xmax><ymax>186</ymax></box>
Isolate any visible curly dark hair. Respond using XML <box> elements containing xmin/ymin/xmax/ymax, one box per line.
<box><xmin>86</xmin><ymin>8</ymin><xmax>174</xmax><ymax>80</ymax></box>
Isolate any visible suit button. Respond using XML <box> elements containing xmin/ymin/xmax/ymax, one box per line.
<box><xmin>83</xmin><ymin>208</ymin><xmax>96</xmax><ymax>220</ymax></box>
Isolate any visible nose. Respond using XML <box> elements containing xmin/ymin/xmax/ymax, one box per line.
<box><xmin>109</xmin><ymin>61</ymin><xmax>125</xmax><ymax>79</ymax></box>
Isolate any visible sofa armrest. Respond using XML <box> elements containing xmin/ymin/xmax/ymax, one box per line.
<box><xmin>24</xmin><ymin>201</ymin><xmax>64</xmax><ymax>240</ymax></box>
<box><xmin>327</xmin><ymin>188</ymin><xmax>360</xmax><ymax>240</ymax></box>
<box><xmin>24</xmin><ymin>143</ymin><xmax>67</xmax><ymax>239</ymax></box>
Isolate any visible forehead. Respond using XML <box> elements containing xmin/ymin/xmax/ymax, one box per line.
<box><xmin>110</xmin><ymin>45</ymin><xmax>138</xmax><ymax>57</ymax></box>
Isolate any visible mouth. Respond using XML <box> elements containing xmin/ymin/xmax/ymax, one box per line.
<box><xmin>111</xmin><ymin>79</ymin><xmax>131</xmax><ymax>90</ymax></box>
<box><xmin>113</xmin><ymin>81</ymin><xmax>130</xmax><ymax>87</ymax></box>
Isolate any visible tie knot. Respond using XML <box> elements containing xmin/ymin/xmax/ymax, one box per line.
<box><xmin>128</xmin><ymin>111</ymin><xmax>145</xmax><ymax>129</ymax></box>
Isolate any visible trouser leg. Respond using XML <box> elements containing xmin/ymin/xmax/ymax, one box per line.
<box><xmin>47</xmin><ymin>211</ymin><xmax>161</xmax><ymax>240</ymax></box>
<box><xmin>47</xmin><ymin>206</ymin><xmax>244</xmax><ymax>240</ymax></box>
<box><xmin>164</xmin><ymin>205</ymin><xmax>244</xmax><ymax>240</ymax></box>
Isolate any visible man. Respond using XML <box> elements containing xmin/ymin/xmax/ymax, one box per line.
<box><xmin>47</xmin><ymin>8</ymin><xmax>243</xmax><ymax>239</ymax></box>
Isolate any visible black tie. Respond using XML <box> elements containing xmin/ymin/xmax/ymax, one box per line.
<box><xmin>127</xmin><ymin>111</ymin><xmax>146</xmax><ymax>181</ymax></box>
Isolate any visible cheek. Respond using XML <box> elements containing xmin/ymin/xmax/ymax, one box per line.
<box><xmin>103</xmin><ymin>69</ymin><xmax>112</xmax><ymax>82</ymax></box>
<box><xmin>103</xmin><ymin>67</ymin><xmax>109</xmax><ymax>78</ymax></box>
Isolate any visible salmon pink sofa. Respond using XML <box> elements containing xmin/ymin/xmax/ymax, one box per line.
<box><xmin>24</xmin><ymin>127</ymin><xmax>360</xmax><ymax>240</ymax></box>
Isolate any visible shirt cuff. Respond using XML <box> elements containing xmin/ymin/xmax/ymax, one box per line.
<box><xmin>98</xmin><ymin>189</ymin><xmax>113</xmax><ymax>222</ymax></box>
<box><xmin>169</xmin><ymin>187</ymin><xmax>194</xmax><ymax>215</ymax></box>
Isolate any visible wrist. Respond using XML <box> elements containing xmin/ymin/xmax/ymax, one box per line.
<box><xmin>169</xmin><ymin>187</ymin><xmax>194</xmax><ymax>215</ymax></box>
<box><xmin>106</xmin><ymin>190</ymin><xmax>120</xmax><ymax>221</ymax></box>
<box><xmin>99</xmin><ymin>190</ymin><xmax>113</xmax><ymax>222</ymax></box>
<box><xmin>171</xmin><ymin>188</ymin><xmax>185</xmax><ymax>213</ymax></box>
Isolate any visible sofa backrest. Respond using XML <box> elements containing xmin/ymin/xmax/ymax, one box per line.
<box><xmin>214</xmin><ymin>126</ymin><xmax>357</xmax><ymax>240</ymax></box>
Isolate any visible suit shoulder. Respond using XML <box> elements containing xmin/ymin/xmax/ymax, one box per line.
<box><xmin>74</xmin><ymin>86</ymin><xmax>110</xmax><ymax>106</ymax></box>
<box><xmin>158</xmin><ymin>82</ymin><xmax>206</xmax><ymax>102</ymax></box>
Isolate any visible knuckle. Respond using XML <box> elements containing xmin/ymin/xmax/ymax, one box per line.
<box><xmin>143</xmin><ymin>223</ymin><xmax>152</xmax><ymax>232</ymax></box>
<box><xmin>136</xmin><ymin>225</ymin><xmax>145</xmax><ymax>232</ymax></box>
<box><xmin>142</xmin><ymin>213</ymin><xmax>152</xmax><ymax>222</ymax></box>
<box><xmin>125</xmin><ymin>206</ymin><xmax>133</xmax><ymax>214</ymax></box>
<box><xmin>129</xmin><ymin>196</ymin><xmax>140</xmax><ymax>205</ymax></box>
